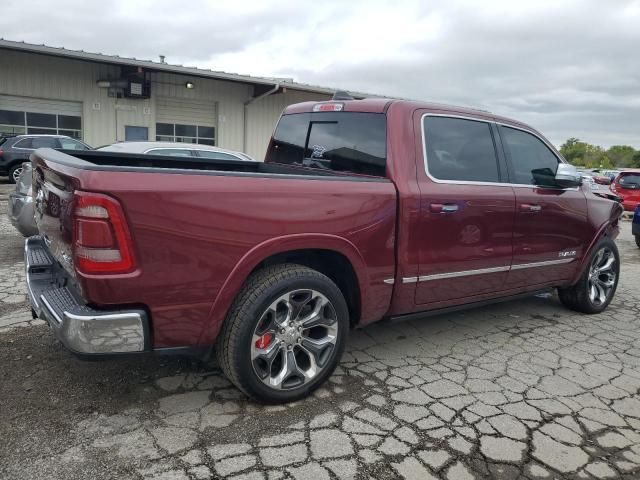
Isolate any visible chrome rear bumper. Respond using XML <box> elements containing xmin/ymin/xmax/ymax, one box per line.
<box><xmin>25</xmin><ymin>236</ymin><xmax>149</xmax><ymax>355</ymax></box>
<box><xmin>8</xmin><ymin>192</ymin><xmax>38</xmax><ymax>237</ymax></box>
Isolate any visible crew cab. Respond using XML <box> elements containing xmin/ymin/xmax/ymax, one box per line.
<box><xmin>25</xmin><ymin>97</ymin><xmax>622</xmax><ymax>403</ymax></box>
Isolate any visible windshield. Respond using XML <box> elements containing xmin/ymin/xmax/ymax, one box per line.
<box><xmin>267</xmin><ymin>112</ymin><xmax>387</xmax><ymax>177</ymax></box>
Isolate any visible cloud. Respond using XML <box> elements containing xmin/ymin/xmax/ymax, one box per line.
<box><xmin>2</xmin><ymin>0</ymin><xmax>639</xmax><ymax>147</ymax></box>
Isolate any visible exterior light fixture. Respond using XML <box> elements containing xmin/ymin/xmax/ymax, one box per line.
<box><xmin>185</xmin><ymin>82</ymin><xmax>195</xmax><ymax>89</ymax></box>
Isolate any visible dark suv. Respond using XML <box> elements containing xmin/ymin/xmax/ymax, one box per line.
<box><xmin>0</xmin><ymin>135</ymin><xmax>91</xmax><ymax>183</ymax></box>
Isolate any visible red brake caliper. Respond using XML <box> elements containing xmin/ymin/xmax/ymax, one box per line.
<box><xmin>255</xmin><ymin>333</ymin><xmax>273</xmax><ymax>349</ymax></box>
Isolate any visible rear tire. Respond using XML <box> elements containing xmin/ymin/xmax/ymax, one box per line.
<box><xmin>216</xmin><ymin>263</ymin><xmax>349</xmax><ymax>403</ymax></box>
<box><xmin>635</xmin><ymin>235</ymin><xmax>640</xmax><ymax>249</ymax></box>
<box><xmin>558</xmin><ymin>237</ymin><xmax>619</xmax><ymax>314</ymax></box>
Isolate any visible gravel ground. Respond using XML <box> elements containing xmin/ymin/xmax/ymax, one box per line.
<box><xmin>1</xmin><ymin>178</ymin><xmax>640</xmax><ymax>480</ymax></box>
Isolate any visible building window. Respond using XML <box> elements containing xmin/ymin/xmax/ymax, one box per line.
<box><xmin>0</xmin><ymin>109</ymin><xmax>82</xmax><ymax>139</ymax></box>
<box><xmin>156</xmin><ymin>123</ymin><xmax>215</xmax><ymax>145</ymax></box>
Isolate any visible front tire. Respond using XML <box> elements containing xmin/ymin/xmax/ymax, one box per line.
<box><xmin>8</xmin><ymin>164</ymin><xmax>23</xmax><ymax>184</ymax></box>
<box><xmin>558</xmin><ymin>237</ymin><xmax>619</xmax><ymax>314</ymax></box>
<box><xmin>635</xmin><ymin>235</ymin><xmax>640</xmax><ymax>249</ymax></box>
<box><xmin>216</xmin><ymin>264</ymin><xmax>349</xmax><ymax>403</ymax></box>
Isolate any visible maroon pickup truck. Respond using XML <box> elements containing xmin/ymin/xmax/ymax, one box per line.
<box><xmin>26</xmin><ymin>97</ymin><xmax>622</xmax><ymax>402</ymax></box>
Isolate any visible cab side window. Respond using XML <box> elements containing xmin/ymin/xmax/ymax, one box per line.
<box><xmin>146</xmin><ymin>148</ymin><xmax>194</xmax><ymax>157</ymax></box>
<box><xmin>423</xmin><ymin>116</ymin><xmax>501</xmax><ymax>183</ymax></box>
<box><xmin>500</xmin><ymin>127</ymin><xmax>559</xmax><ymax>186</ymax></box>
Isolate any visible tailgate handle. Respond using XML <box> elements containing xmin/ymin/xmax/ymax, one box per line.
<box><xmin>430</xmin><ymin>203</ymin><xmax>459</xmax><ymax>213</ymax></box>
<box><xmin>520</xmin><ymin>203</ymin><xmax>542</xmax><ymax>213</ymax></box>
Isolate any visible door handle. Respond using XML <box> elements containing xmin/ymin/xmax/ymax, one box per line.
<box><xmin>520</xmin><ymin>203</ymin><xmax>542</xmax><ymax>213</ymax></box>
<box><xmin>430</xmin><ymin>203</ymin><xmax>459</xmax><ymax>213</ymax></box>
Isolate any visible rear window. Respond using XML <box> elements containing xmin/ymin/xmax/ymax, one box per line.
<box><xmin>268</xmin><ymin>112</ymin><xmax>387</xmax><ymax>177</ymax></box>
<box><xmin>618</xmin><ymin>173</ymin><xmax>640</xmax><ymax>188</ymax></box>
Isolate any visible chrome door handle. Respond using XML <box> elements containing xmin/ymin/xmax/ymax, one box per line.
<box><xmin>520</xmin><ymin>203</ymin><xmax>542</xmax><ymax>213</ymax></box>
<box><xmin>430</xmin><ymin>203</ymin><xmax>459</xmax><ymax>213</ymax></box>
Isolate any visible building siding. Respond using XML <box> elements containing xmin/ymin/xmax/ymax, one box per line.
<box><xmin>0</xmin><ymin>48</ymin><xmax>330</xmax><ymax>158</ymax></box>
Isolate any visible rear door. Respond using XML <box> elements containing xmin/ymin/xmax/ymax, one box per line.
<box><xmin>498</xmin><ymin>125</ymin><xmax>588</xmax><ymax>288</ymax></box>
<box><xmin>414</xmin><ymin>114</ymin><xmax>515</xmax><ymax>305</ymax></box>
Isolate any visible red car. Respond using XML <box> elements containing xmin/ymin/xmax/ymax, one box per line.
<box><xmin>610</xmin><ymin>169</ymin><xmax>640</xmax><ymax>211</ymax></box>
<box><xmin>26</xmin><ymin>96</ymin><xmax>622</xmax><ymax>402</ymax></box>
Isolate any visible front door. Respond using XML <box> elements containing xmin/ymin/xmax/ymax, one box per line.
<box><xmin>415</xmin><ymin>114</ymin><xmax>515</xmax><ymax>306</ymax></box>
<box><xmin>498</xmin><ymin>125</ymin><xmax>588</xmax><ymax>288</ymax></box>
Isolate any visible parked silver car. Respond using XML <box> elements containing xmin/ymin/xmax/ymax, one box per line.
<box><xmin>8</xmin><ymin>141</ymin><xmax>255</xmax><ymax>236</ymax></box>
<box><xmin>97</xmin><ymin>141</ymin><xmax>255</xmax><ymax>161</ymax></box>
<box><xmin>8</xmin><ymin>162</ymin><xmax>37</xmax><ymax>237</ymax></box>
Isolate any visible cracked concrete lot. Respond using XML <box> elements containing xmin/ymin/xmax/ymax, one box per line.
<box><xmin>1</xmin><ymin>179</ymin><xmax>640</xmax><ymax>479</ymax></box>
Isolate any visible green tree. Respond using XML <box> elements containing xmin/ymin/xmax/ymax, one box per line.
<box><xmin>559</xmin><ymin>138</ymin><xmax>637</xmax><ymax>169</ymax></box>
<box><xmin>559</xmin><ymin>138</ymin><xmax>588</xmax><ymax>165</ymax></box>
<box><xmin>607</xmin><ymin>145</ymin><xmax>635</xmax><ymax>168</ymax></box>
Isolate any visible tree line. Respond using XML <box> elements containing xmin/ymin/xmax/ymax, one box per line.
<box><xmin>559</xmin><ymin>138</ymin><xmax>640</xmax><ymax>169</ymax></box>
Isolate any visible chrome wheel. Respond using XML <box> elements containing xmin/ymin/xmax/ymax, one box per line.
<box><xmin>587</xmin><ymin>247</ymin><xmax>617</xmax><ymax>306</ymax></box>
<box><xmin>251</xmin><ymin>289</ymin><xmax>338</xmax><ymax>390</ymax></box>
<box><xmin>11</xmin><ymin>166</ymin><xmax>23</xmax><ymax>183</ymax></box>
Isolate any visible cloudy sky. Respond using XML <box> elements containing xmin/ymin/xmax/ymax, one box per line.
<box><xmin>3</xmin><ymin>0</ymin><xmax>639</xmax><ymax>148</ymax></box>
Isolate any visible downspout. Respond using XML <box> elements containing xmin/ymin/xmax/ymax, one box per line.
<box><xmin>243</xmin><ymin>83</ymin><xmax>280</xmax><ymax>155</ymax></box>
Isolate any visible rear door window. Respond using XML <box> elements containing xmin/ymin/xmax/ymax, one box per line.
<box><xmin>618</xmin><ymin>173</ymin><xmax>640</xmax><ymax>189</ymax></box>
<box><xmin>15</xmin><ymin>137</ymin><xmax>59</xmax><ymax>149</ymax></box>
<box><xmin>423</xmin><ymin>116</ymin><xmax>501</xmax><ymax>183</ymax></box>
<box><xmin>268</xmin><ymin>112</ymin><xmax>387</xmax><ymax>177</ymax></box>
<box><xmin>500</xmin><ymin>127</ymin><xmax>560</xmax><ymax>186</ymax></box>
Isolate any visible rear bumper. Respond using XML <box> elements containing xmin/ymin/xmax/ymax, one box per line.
<box><xmin>8</xmin><ymin>192</ymin><xmax>38</xmax><ymax>237</ymax></box>
<box><xmin>25</xmin><ymin>236</ymin><xmax>149</xmax><ymax>356</ymax></box>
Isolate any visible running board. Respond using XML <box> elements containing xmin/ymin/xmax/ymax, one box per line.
<box><xmin>388</xmin><ymin>289</ymin><xmax>553</xmax><ymax>323</ymax></box>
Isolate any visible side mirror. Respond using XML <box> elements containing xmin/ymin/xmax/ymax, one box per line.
<box><xmin>553</xmin><ymin>163</ymin><xmax>582</xmax><ymax>188</ymax></box>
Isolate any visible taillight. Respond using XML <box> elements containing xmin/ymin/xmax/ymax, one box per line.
<box><xmin>0</xmin><ymin>148</ymin><xmax>4</xmax><ymax>158</ymax></box>
<box><xmin>73</xmin><ymin>191</ymin><xmax>136</xmax><ymax>274</ymax></box>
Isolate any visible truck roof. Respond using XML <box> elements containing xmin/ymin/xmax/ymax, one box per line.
<box><xmin>283</xmin><ymin>98</ymin><xmax>534</xmax><ymax>132</ymax></box>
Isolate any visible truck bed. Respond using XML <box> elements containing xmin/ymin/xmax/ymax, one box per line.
<box><xmin>30</xmin><ymin>147</ymin><xmax>398</xmax><ymax>349</ymax></box>
<box><xmin>45</xmin><ymin>149</ymin><xmax>383</xmax><ymax>181</ymax></box>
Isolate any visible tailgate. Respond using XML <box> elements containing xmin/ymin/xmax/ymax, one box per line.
<box><xmin>31</xmin><ymin>149</ymin><xmax>82</xmax><ymax>278</ymax></box>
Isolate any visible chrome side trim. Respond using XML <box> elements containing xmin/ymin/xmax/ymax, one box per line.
<box><xmin>510</xmin><ymin>258</ymin><xmax>575</xmax><ymax>270</ymax></box>
<box><xmin>418</xmin><ymin>265</ymin><xmax>511</xmax><ymax>282</ymax></box>
<box><xmin>383</xmin><ymin>278</ymin><xmax>395</xmax><ymax>285</ymax></box>
<box><xmin>403</xmin><ymin>257</ymin><xmax>576</xmax><ymax>284</ymax></box>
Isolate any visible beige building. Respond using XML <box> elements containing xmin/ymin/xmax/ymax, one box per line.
<box><xmin>0</xmin><ymin>39</ymin><xmax>362</xmax><ymax>160</ymax></box>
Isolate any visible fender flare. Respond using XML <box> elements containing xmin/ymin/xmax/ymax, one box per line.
<box><xmin>197</xmin><ymin>233</ymin><xmax>370</xmax><ymax>346</ymax></box>
<box><xmin>569</xmin><ymin>220</ymin><xmax>619</xmax><ymax>285</ymax></box>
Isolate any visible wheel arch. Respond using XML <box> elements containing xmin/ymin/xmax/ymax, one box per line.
<box><xmin>198</xmin><ymin>234</ymin><xmax>370</xmax><ymax>346</ymax></box>
<box><xmin>570</xmin><ymin>219</ymin><xmax>620</xmax><ymax>285</ymax></box>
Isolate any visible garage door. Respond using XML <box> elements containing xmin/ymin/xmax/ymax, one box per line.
<box><xmin>155</xmin><ymin>97</ymin><xmax>217</xmax><ymax>145</ymax></box>
<box><xmin>0</xmin><ymin>95</ymin><xmax>83</xmax><ymax>139</ymax></box>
